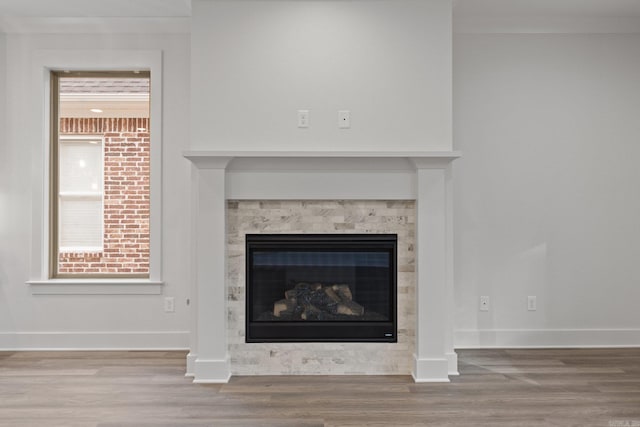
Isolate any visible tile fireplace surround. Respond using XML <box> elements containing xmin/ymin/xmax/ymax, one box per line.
<box><xmin>183</xmin><ymin>151</ymin><xmax>460</xmax><ymax>383</ymax></box>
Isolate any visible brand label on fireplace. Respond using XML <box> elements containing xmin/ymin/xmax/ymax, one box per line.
<box><xmin>385</xmin><ymin>333</ymin><xmax>393</xmax><ymax>337</ymax></box>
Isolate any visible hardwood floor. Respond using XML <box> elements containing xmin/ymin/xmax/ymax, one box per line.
<box><xmin>1</xmin><ymin>349</ymin><xmax>639</xmax><ymax>426</ymax></box>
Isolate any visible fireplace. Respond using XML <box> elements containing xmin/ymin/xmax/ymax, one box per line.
<box><xmin>246</xmin><ymin>234</ymin><xmax>397</xmax><ymax>343</ymax></box>
<box><xmin>184</xmin><ymin>151</ymin><xmax>459</xmax><ymax>382</ymax></box>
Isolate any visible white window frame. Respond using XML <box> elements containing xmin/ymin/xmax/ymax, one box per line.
<box><xmin>26</xmin><ymin>49</ymin><xmax>163</xmax><ymax>295</ymax></box>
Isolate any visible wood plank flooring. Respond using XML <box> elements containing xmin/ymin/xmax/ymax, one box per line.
<box><xmin>1</xmin><ymin>349</ymin><xmax>639</xmax><ymax>426</ymax></box>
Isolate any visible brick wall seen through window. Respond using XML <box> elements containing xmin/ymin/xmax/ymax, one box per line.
<box><xmin>57</xmin><ymin>117</ymin><xmax>150</xmax><ymax>275</ymax></box>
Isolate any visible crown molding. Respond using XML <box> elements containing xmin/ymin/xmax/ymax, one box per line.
<box><xmin>0</xmin><ymin>16</ymin><xmax>190</xmax><ymax>34</ymax></box>
<box><xmin>455</xmin><ymin>14</ymin><xmax>640</xmax><ymax>34</ymax></box>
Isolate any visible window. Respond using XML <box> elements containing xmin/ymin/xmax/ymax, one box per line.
<box><xmin>50</xmin><ymin>71</ymin><xmax>151</xmax><ymax>278</ymax></box>
<box><xmin>58</xmin><ymin>136</ymin><xmax>104</xmax><ymax>252</ymax></box>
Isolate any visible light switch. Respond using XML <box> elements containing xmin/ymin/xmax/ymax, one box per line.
<box><xmin>298</xmin><ymin>110</ymin><xmax>309</xmax><ymax>128</ymax></box>
<box><xmin>480</xmin><ymin>296</ymin><xmax>490</xmax><ymax>312</ymax></box>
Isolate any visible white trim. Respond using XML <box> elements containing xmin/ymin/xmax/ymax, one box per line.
<box><xmin>226</xmin><ymin>171</ymin><xmax>416</xmax><ymax>200</ymax></box>
<box><xmin>0</xmin><ymin>331</ymin><xmax>189</xmax><ymax>350</ymax></box>
<box><xmin>185</xmin><ymin>151</ymin><xmax>459</xmax><ymax>200</ymax></box>
<box><xmin>28</xmin><ymin>49</ymin><xmax>163</xmax><ymax>285</ymax></box>
<box><xmin>412</xmin><ymin>166</ymin><xmax>453</xmax><ymax>383</ymax></box>
<box><xmin>412</xmin><ymin>355</ymin><xmax>451</xmax><ymax>383</ymax></box>
<box><xmin>446</xmin><ymin>351</ymin><xmax>459</xmax><ymax>376</ymax></box>
<box><xmin>187</xmin><ymin>166</ymin><xmax>230</xmax><ymax>384</ymax></box>
<box><xmin>185</xmin><ymin>352</ymin><xmax>197</xmax><ymax>377</ymax></box>
<box><xmin>184</xmin><ymin>150</ymin><xmax>461</xmax><ymax>159</ymax></box>
<box><xmin>455</xmin><ymin>329</ymin><xmax>640</xmax><ymax>348</ymax></box>
<box><xmin>193</xmin><ymin>359</ymin><xmax>232</xmax><ymax>384</ymax></box>
<box><xmin>184</xmin><ymin>152</ymin><xmax>460</xmax><ymax>383</ymax></box>
<box><xmin>454</xmin><ymin>14</ymin><xmax>640</xmax><ymax>35</ymax></box>
<box><xmin>0</xmin><ymin>17</ymin><xmax>190</xmax><ymax>35</ymax></box>
<box><xmin>27</xmin><ymin>279</ymin><xmax>163</xmax><ymax>295</ymax></box>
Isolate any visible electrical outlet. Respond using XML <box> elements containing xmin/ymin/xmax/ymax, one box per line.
<box><xmin>527</xmin><ymin>296</ymin><xmax>537</xmax><ymax>311</ymax></box>
<box><xmin>164</xmin><ymin>297</ymin><xmax>175</xmax><ymax>313</ymax></box>
<box><xmin>338</xmin><ymin>110</ymin><xmax>350</xmax><ymax>128</ymax></box>
<box><xmin>480</xmin><ymin>296</ymin><xmax>490</xmax><ymax>312</ymax></box>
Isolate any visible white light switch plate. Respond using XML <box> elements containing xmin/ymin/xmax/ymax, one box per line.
<box><xmin>480</xmin><ymin>296</ymin><xmax>490</xmax><ymax>311</ymax></box>
<box><xmin>298</xmin><ymin>110</ymin><xmax>309</xmax><ymax>128</ymax></box>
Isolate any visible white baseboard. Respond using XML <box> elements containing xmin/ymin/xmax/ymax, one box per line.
<box><xmin>446</xmin><ymin>351</ymin><xmax>459</xmax><ymax>375</ymax></box>
<box><xmin>0</xmin><ymin>331</ymin><xmax>190</xmax><ymax>350</ymax></box>
<box><xmin>193</xmin><ymin>358</ymin><xmax>231</xmax><ymax>383</ymax></box>
<box><xmin>185</xmin><ymin>352</ymin><xmax>197</xmax><ymax>377</ymax></box>
<box><xmin>455</xmin><ymin>328</ymin><xmax>640</xmax><ymax>348</ymax></box>
<box><xmin>411</xmin><ymin>355</ymin><xmax>451</xmax><ymax>383</ymax></box>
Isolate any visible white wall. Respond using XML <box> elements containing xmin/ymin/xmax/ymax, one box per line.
<box><xmin>0</xmin><ymin>34</ymin><xmax>8</xmax><ymax>333</ymax></box>
<box><xmin>4</xmin><ymin>7</ymin><xmax>639</xmax><ymax>352</ymax></box>
<box><xmin>191</xmin><ymin>0</ymin><xmax>452</xmax><ymax>152</ymax></box>
<box><xmin>454</xmin><ymin>34</ymin><xmax>640</xmax><ymax>347</ymax></box>
<box><xmin>0</xmin><ymin>33</ymin><xmax>191</xmax><ymax>349</ymax></box>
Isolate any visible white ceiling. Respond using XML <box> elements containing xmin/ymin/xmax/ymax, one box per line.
<box><xmin>1</xmin><ymin>0</ymin><xmax>639</xmax><ymax>19</ymax></box>
<box><xmin>1</xmin><ymin>0</ymin><xmax>639</xmax><ymax>34</ymax></box>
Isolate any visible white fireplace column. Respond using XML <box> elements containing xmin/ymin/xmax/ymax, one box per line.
<box><xmin>186</xmin><ymin>156</ymin><xmax>232</xmax><ymax>383</ymax></box>
<box><xmin>411</xmin><ymin>158</ymin><xmax>458</xmax><ymax>382</ymax></box>
<box><xmin>184</xmin><ymin>151</ymin><xmax>459</xmax><ymax>383</ymax></box>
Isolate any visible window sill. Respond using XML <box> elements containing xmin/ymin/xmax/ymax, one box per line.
<box><xmin>26</xmin><ymin>279</ymin><xmax>164</xmax><ymax>295</ymax></box>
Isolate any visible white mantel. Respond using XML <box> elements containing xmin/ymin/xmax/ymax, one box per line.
<box><xmin>184</xmin><ymin>150</ymin><xmax>460</xmax><ymax>158</ymax></box>
<box><xmin>183</xmin><ymin>150</ymin><xmax>460</xmax><ymax>383</ymax></box>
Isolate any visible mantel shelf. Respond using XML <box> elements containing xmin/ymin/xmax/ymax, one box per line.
<box><xmin>183</xmin><ymin>150</ymin><xmax>461</xmax><ymax>170</ymax></box>
<box><xmin>183</xmin><ymin>150</ymin><xmax>461</xmax><ymax>159</ymax></box>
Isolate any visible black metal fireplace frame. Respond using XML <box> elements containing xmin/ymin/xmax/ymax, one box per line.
<box><xmin>245</xmin><ymin>234</ymin><xmax>398</xmax><ymax>343</ymax></box>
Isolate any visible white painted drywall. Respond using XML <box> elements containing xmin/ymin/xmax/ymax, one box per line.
<box><xmin>453</xmin><ymin>34</ymin><xmax>640</xmax><ymax>347</ymax></box>
<box><xmin>4</xmin><ymin>5</ymin><xmax>640</xmax><ymax>352</ymax></box>
<box><xmin>191</xmin><ymin>0</ymin><xmax>452</xmax><ymax>152</ymax></box>
<box><xmin>0</xmin><ymin>33</ymin><xmax>191</xmax><ymax>349</ymax></box>
<box><xmin>0</xmin><ymin>34</ymin><xmax>9</xmax><ymax>334</ymax></box>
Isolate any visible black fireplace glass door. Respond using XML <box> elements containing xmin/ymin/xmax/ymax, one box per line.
<box><xmin>246</xmin><ymin>234</ymin><xmax>397</xmax><ymax>342</ymax></box>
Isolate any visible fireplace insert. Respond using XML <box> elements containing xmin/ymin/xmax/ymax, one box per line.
<box><xmin>245</xmin><ymin>234</ymin><xmax>397</xmax><ymax>342</ymax></box>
